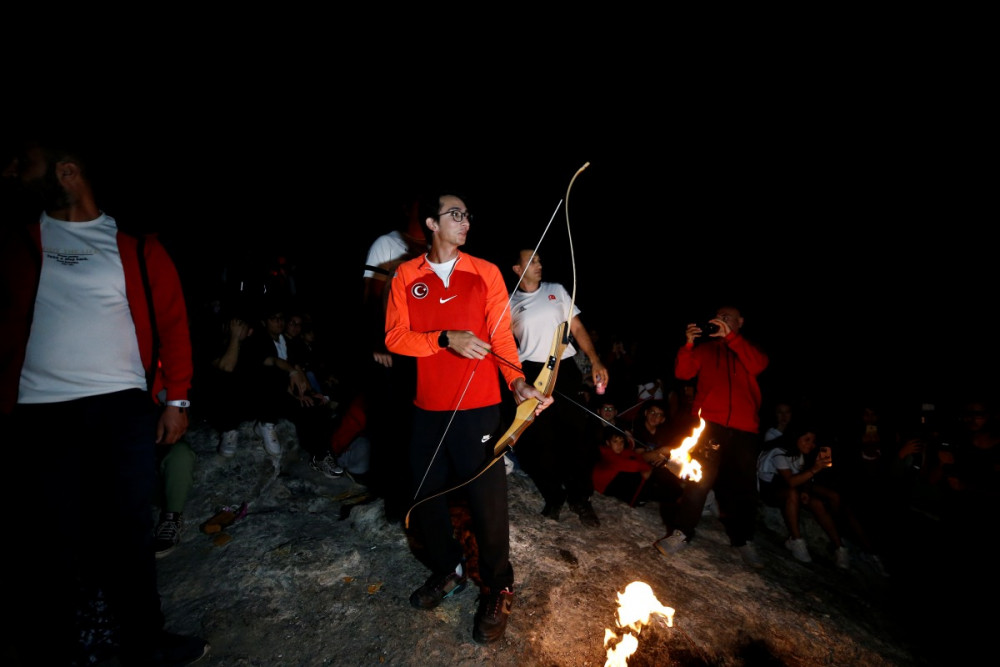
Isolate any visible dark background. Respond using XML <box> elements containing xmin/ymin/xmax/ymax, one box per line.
<box><xmin>8</xmin><ymin>89</ymin><xmax>993</xmax><ymax>432</ymax></box>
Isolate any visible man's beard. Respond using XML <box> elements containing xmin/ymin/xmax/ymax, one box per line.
<box><xmin>24</xmin><ymin>169</ymin><xmax>71</xmax><ymax>212</ymax></box>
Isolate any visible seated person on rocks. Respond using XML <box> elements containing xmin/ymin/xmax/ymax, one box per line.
<box><xmin>593</xmin><ymin>427</ymin><xmax>683</xmax><ymax>533</ymax></box>
<box><xmin>757</xmin><ymin>425</ymin><xmax>852</xmax><ymax>568</ymax></box>
<box><xmin>197</xmin><ymin>309</ymin><xmax>258</xmax><ymax>457</ymax></box>
<box><xmin>243</xmin><ymin>301</ymin><xmax>340</xmax><ymax>474</ymax></box>
<box><xmin>631</xmin><ymin>400</ymin><xmax>675</xmax><ymax>452</ymax></box>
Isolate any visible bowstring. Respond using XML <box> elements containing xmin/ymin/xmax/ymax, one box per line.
<box><xmin>410</xmin><ymin>198</ymin><xmax>566</xmax><ymax>503</ymax></box>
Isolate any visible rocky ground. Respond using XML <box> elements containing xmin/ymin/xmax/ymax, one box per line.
<box><xmin>89</xmin><ymin>419</ymin><xmax>974</xmax><ymax>666</ymax></box>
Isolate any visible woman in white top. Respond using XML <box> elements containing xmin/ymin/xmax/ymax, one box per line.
<box><xmin>757</xmin><ymin>426</ymin><xmax>850</xmax><ymax>567</ymax></box>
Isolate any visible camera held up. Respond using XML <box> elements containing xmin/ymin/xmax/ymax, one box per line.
<box><xmin>695</xmin><ymin>321</ymin><xmax>720</xmax><ymax>342</ymax></box>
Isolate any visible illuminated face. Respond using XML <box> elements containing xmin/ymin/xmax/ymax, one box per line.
<box><xmin>608</xmin><ymin>434</ymin><xmax>626</xmax><ymax>454</ymax></box>
<box><xmin>796</xmin><ymin>432</ymin><xmax>817</xmax><ymax>455</ymax></box>
<box><xmin>265</xmin><ymin>313</ymin><xmax>285</xmax><ymax>339</ymax></box>
<box><xmin>430</xmin><ymin>195</ymin><xmax>470</xmax><ymax>247</ymax></box>
<box><xmin>775</xmin><ymin>403</ymin><xmax>792</xmax><ymax>428</ymax></box>
<box><xmin>645</xmin><ymin>407</ymin><xmax>666</xmax><ymax>427</ymax></box>
<box><xmin>715</xmin><ymin>307</ymin><xmax>743</xmax><ymax>334</ymax></box>
<box><xmin>517</xmin><ymin>250</ymin><xmax>543</xmax><ymax>282</ymax></box>
<box><xmin>285</xmin><ymin>316</ymin><xmax>303</xmax><ymax>337</ymax></box>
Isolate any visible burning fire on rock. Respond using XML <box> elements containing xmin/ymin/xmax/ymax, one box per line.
<box><xmin>604</xmin><ymin>581</ymin><xmax>675</xmax><ymax>666</ymax></box>
<box><xmin>666</xmin><ymin>411</ymin><xmax>706</xmax><ymax>482</ymax></box>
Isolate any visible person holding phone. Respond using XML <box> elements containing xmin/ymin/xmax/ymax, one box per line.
<box><xmin>757</xmin><ymin>426</ymin><xmax>853</xmax><ymax>568</ymax></box>
<box><xmin>656</xmin><ymin>304</ymin><xmax>770</xmax><ymax>569</ymax></box>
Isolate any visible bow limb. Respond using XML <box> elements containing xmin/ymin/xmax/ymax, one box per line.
<box><xmin>490</xmin><ymin>161</ymin><xmax>588</xmax><ymax>456</ymax></box>
<box><xmin>492</xmin><ymin>319</ymin><xmax>569</xmax><ymax>457</ymax></box>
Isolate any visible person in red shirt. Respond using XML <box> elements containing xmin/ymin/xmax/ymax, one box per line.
<box><xmin>593</xmin><ymin>427</ymin><xmax>683</xmax><ymax>527</ymax></box>
<box><xmin>384</xmin><ymin>192</ymin><xmax>551</xmax><ymax>645</ymax></box>
<box><xmin>656</xmin><ymin>305</ymin><xmax>769</xmax><ymax>569</ymax></box>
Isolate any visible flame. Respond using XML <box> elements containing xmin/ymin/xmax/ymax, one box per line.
<box><xmin>603</xmin><ymin>582</ymin><xmax>675</xmax><ymax>666</ymax></box>
<box><xmin>669</xmin><ymin>411</ymin><xmax>706</xmax><ymax>482</ymax></box>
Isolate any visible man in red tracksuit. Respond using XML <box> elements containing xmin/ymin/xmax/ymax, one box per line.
<box><xmin>384</xmin><ymin>191</ymin><xmax>551</xmax><ymax>645</ymax></box>
<box><xmin>655</xmin><ymin>305</ymin><xmax>770</xmax><ymax>569</ymax></box>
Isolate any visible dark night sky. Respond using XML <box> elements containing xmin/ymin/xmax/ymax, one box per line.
<box><xmin>11</xmin><ymin>85</ymin><xmax>993</xmax><ymax>427</ymax></box>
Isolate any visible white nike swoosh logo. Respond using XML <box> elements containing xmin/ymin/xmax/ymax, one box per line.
<box><xmin>440</xmin><ymin>295</ymin><xmax>457</xmax><ymax>304</ymax></box>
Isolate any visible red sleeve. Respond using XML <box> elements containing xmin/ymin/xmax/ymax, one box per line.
<box><xmin>674</xmin><ymin>342</ymin><xmax>700</xmax><ymax>380</ymax></box>
<box><xmin>121</xmin><ymin>233</ymin><xmax>193</xmax><ymax>403</ymax></box>
<box><xmin>724</xmin><ymin>332</ymin><xmax>769</xmax><ymax>375</ymax></box>
<box><xmin>147</xmin><ymin>238</ymin><xmax>193</xmax><ymax>402</ymax></box>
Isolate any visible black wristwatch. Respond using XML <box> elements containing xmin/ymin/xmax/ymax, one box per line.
<box><xmin>438</xmin><ymin>330</ymin><xmax>449</xmax><ymax>349</ymax></box>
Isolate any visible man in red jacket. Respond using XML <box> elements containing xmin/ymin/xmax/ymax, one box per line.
<box><xmin>385</xmin><ymin>191</ymin><xmax>551</xmax><ymax>645</ymax></box>
<box><xmin>656</xmin><ymin>305</ymin><xmax>770</xmax><ymax>569</ymax></box>
<box><xmin>1</xmin><ymin>135</ymin><xmax>207</xmax><ymax>665</ymax></box>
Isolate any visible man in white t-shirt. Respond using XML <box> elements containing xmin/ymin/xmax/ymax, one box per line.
<box><xmin>508</xmin><ymin>249</ymin><xmax>609</xmax><ymax>526</ymax></box>
<box><xmin>3</xmin><ymin>134</ymin><xmax>207</xmax><ymax>664</ymax></box>
<box><xmin>360</xmin><ymin>200</ymin><xmax>427</xmax><ymax>522</ymax></box>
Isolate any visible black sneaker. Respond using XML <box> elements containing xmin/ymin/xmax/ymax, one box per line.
<box><xmin>473</xmin><ymin>586</ymin><xmax>514</xmax><ymax>644</ymax></box>
<box><xmin>153</xmin><ymin>512</ymin><xmax>183</xmax><ymax>558</ymax></box>
<box><xmin>310</xmin><ymin>453</ymin><xmax>344</xmax><ymax>478</ymax></box>
<box><xmin>569</xmin><ymin>500</ymin><xmax>600</xmax><ymax>527</ymax></box>
<box><xmin>409</xmin><ymin>568</ymin><xmax>467</xmax><ymax>609</ymax></box>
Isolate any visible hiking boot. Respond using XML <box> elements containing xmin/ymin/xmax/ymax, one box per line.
<box><xmin>153</xmin><ymin>512</ymin><xmax>183</xmax><ymax>559</ymax></box>
<box><xmin>835</xmin><ymin>545</ymin><xmax>851</xmax><ymax>569</ymax></box>
<box><xmin>785</xmin><ymin>537</ymin><xmax>812</xmax><ymax>563</ymax></box>
<box><xmin>540</xmin><ymin>501</ymin><xmax>563</xmax><ymax>521</ymax></box>
<box><xmin>473</xmin><ymin>586</ymin><xmax>514</xmax><ymax>644</ymax></box>
<box><xmin>569</xmin><ymin>500</ymin><xmax>600</xmax><ymax>527</ymax></box>
<box><xmin>218</xmin><ymin>429</ymin><xmax>238</xmax><ymax>458</ymax></box>
<box><xmin>736</xmin><ymin>542</ymin><xmax>764</xmax><ymax>569</ymax></box>
<box><xmin>409</xmin><ymin>567</ymin><xmax>467</xmax><ymax>610</ymax></box>
<box><xmin>654</xmin><ymin>530</ymin><xmax>689</xmax><ymax>556</ymax></box>
<box><xmin>310</xmin><ymin>453</ymin><xmax>344</xmax><ymax>478</ymax></box>
<box><xmin>254</xmin><ymin>421</ymin><xmax>282</xmax><ymax>456</ymax></box>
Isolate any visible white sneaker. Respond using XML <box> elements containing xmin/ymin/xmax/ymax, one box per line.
<box><xmin>255</xmin><ymin>422</ymin><xmax>282</xmax><ymax>456</ymax></box>
<box><xmin>736</xmin><ymin>542</ymin><xmax>765</xmax><ymax>569</ymax></box>
<box><xmin>702</xmin><ymin>489</ymin><xmax>720</xmax><ymax>517</ymax></box>
<box><xmin>835</xmin><ymin>545</ymin><xmax>851</xmax><ymax>569</ymax></box>
<box><xmin>218</xmin><ymin>430</ymin><xmax>238</xmax><ymax>458</ymax></box>
<box><xmin>860</xmin><ymin>552</ymin><xmax>890</xmax><ymax>577</ymax></box>
<box><xmin>785</xmin><ymin>537</ymin><xmax>812</xmax><ymax>563</ymax></box>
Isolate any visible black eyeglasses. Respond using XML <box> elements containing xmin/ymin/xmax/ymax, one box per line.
<box><xmin>438</xmin><ymin>208</ymin><xmax>473</xmax><ymax>223</ymax></box>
